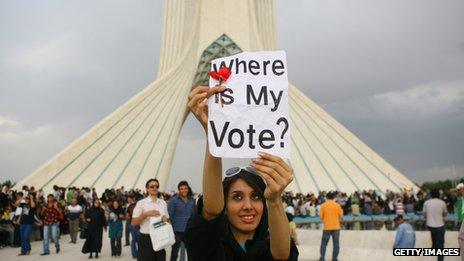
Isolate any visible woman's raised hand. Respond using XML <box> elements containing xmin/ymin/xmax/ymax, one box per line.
<box><xmin>251</xmin><ymin>152</ymin><xmax>293</xmax><ymax>203</ymax></box>
<box><xmin>187</xmin><ymin>86</ymin><xmax>226</xmax><ymax>131</ymax></box>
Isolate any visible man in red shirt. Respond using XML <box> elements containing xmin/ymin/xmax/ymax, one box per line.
<box><xmin>41</xmin><ymin>194</ymin><xmax>62</xmax><ymax>255</ymax></box>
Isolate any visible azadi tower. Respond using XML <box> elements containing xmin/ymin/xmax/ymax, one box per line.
<box><xmin>16</xmin><ymin>0</ymin><xmax>418</xmax><ymax>193</ymax></box>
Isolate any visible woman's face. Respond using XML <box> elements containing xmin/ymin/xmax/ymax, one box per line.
<box><xmin>112</xmin><ymin>201</ymin><xmax>119</xmax><ymax>209</ymax></box>
<box><xmin>179</xmin><ymin>185</ymin><xmax>189</xmax><ymax>198</ymax></box>
<box><xmin>225</xmin><ymin>179</ymin><xmax>264</xmax><ymax>234</ymax></box>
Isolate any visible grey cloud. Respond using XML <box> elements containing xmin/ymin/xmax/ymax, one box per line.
<box><xmin>0</xmin><ymin>0</ymin><xmax>463</xmax><ymax>191</ymax></box>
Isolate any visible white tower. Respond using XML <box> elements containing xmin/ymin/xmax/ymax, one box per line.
<box><xmin>15</xmin><ymin>0</ymin><xmax>418</xmax><ymax>193</ymax></box>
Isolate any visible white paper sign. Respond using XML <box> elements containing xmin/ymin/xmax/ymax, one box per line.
<box><xmin>208</xmin><ymin>51</ymin><xmax>290</xmax><ymax>158</ymax></box>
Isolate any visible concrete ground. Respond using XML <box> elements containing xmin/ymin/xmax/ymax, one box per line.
<box><xmin>0</xmin><ymin>229</ymin><xmax>461</xmax><ymax>260</ymax></box>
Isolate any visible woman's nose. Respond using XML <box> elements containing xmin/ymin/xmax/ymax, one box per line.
<box><xmin>242</xmin><ymin>198</ymin><xmax>253</xmax><ymax>209</ymax></box>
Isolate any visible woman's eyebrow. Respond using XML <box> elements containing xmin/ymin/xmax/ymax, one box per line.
<box><xmin>230</xmin><ymin>190</ymin><xmax>243</xmax><ymax>194</ymax></box>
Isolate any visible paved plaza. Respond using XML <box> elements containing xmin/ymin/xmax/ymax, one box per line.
<box><xmin>0</xmin><ymin>229</ymin><xmax>460</xmax><ymax>261</ymax></box>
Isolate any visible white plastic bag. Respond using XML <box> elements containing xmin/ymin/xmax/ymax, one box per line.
<box><xmin>149</xmin><ymin>217</ymin><xmax>175</xmax><ymax>251</ymax></box>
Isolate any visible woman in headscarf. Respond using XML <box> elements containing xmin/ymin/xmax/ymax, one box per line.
<box><xmin>108</xmin><ymin>200</ymin><xmax>125</xmax><ymax>257</ymax></box>
<box><xmin>82</xmin><ymin>199</ymin><xmax>107</xmax><ymax>259</ymax></box>
<box><xmin>185</xmin><ymin>86</ymin><xmax>299</xmax><ymax>260</ymax></box>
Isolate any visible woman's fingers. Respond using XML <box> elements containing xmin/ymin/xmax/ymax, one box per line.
<box><xmin>252</xmin><ymin>157</ymin><xmax>287</xmax><ymax>182</ymax></box>
<box><xmin>252</xmin><ymin>162</ymin><xmax>287</xmax><ymax>191</ymax></box>
<box><xmin>206</xmin><ymin>85</ymin><xmax>227</xmax><ymax>98</ymax></box>
<box><xmin>188</xmin><ymin>86</ymin><xmax>209</xmax><ymax>100</ymax></box>
<box><xmin>188</xmin><ymin>92</ymin><xmax>207</xmax><ymax>110</ymax></box>
<box><xmin>188</xmin><ymin>85</ymin><xmax>226</xmax><ymax>111</ymax></box>
<box><xmin>253</xmin><ymin>152</ymin><xmax>293</xmax><ymax>186</ymax></box>
<box><xmin>257</xmin><ymin>152</ymin><xmax>293</xmax><ymax>184</ymax></box>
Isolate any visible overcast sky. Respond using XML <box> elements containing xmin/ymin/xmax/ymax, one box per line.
<box><xmin>1</xmin><ymin>0</ymin><xmax>463</xmax><ymax>192</ymax></box>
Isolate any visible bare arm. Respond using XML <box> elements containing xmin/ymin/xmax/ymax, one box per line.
<box><xmin>252</xmin><ymin>152</ymin><xmax>293</xmax><ymax>260</ymax></box>
<box><xmin>202</xmin><ymin>142</ymin><xmax>223</xmax><ymax>220</ymax></box>
<box><xmin>187</xmin><ymin>85</ymin><xmax>226</xmax><ymax>220</ymax></box>
<box><xmin>267</xmin><ymin>199</ymin><xmax>291</xmax><ymax>259</ymax></box>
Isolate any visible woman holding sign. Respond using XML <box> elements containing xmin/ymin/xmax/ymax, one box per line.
<box><xmin>185</xmin><ymin>86</ymin><xmax>298</xmax><ymax>260</ymax></box>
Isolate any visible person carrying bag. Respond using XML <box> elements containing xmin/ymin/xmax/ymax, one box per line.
<box><xmin>131</xmin><ymin>178</ymin><xmax>170</xmax><ymax>261</ymax></box>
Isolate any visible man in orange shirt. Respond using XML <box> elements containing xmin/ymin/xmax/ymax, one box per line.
<box><xmin>319</xmin><ymin>192</ymin><xmax>343</xmax><ymax>261</ymax></box>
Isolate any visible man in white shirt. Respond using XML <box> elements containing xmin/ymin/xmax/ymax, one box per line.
<box><xmin>132</xmin><ymin>178</ymin><xmax>169</xmax><ymax>261</ymax></box>
<box><xmin>423</xmin><ymin>189</ymin><xmax>447</xmax><ymax>261</ymax></box>
<box><xmin>66</xmin><ymin>198</ymin><xmax>82</xmax><ymax>244</ymax></box>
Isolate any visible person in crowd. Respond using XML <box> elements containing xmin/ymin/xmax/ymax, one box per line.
<box><xmin>124</xmin><ymin>205</ymin><xmax>131</xmax><ymax>248</ymax></box>
<box><xmin>66</xmin><ymin>187</ymin><xmax>74</xmax><ymax>204</ymax></box>
<box><xmin>395</xmin><ymin>197</ymin><xmax>405</xmax><ymax>216</ymax></box>
<box><xmin>0</xmin><ymin>185</ymin><xmax>10</xmax><ymax>210</ymax></box>
<box><xmin>308</xmin><ymin>200</ymin><xmax>318</xmax><ymax>229</ymax></box>
<box><xmin>455</xmin><ymin>183</ymin><xmax>464</xmax><ymax>260</ymax></box>
<box><xmin>82</xmin><ymin>199</ymin><xmax>107</xmax><ymax>259</ymax></box>
<box><xmin>404</xmin><ymin>195</ymin><xmax>415</xmax><ymax>214</ymax></box>
<box><xmin>167</xmin><ymin>180</ymin><xmax>196</xmax><ymax>261</ymax></box>
<box><xmin>285</xmin><ymin>201</ymin><xmax>296</xmax><ymax>217</ymax></box>
<box><xmin>21</xmin><ymin>186</ymin><xmax>29</xmax><ymax>198</ymax></box>
<box><xmin>57</xmin><ymin>193</ymin><xmax>68</xmax><ymax>235</ymax></box>
<box><xmin>126</xmin><ymin>194</ymin><xmax>140</xmax><ymax>259</ymax></box>
<box><xmin>67</xmin><ymin>198</ymin><xmax>82</xmax><ymax>244</ymax></box>
<box><xmin>423</xmin><ymin>189</ymin><xmax>447</xmax><ymax>261</ymax></box>
<box><xmin>131</xmin><ymin>178</ymin><xmax>169</xmax><ymax>261</ymax></box>
<box><xmin>319</xmin><ymin>191</ymin><xmax>343</xmax><ymax>261</ymax></box>
<box><xmin>108</xmin><ymin>200</ymin><xmax>125</xmax><ymax>257</ymax></box>
<box><xmin>0</xmin><ymin>205</ymin><xmax>14</xmax><ymax>247</ymax></box>
<box><xmin>393</xmin><ymin>215</ymin><xmax>415</xmax><ymax>248</ymax></box>
<box><xmin>41</xmin><ymin>194</ymin><xmax>62</xmax><ymax>255</ymax></box>
<box><xmin>185</xmin><ymin>85</ymin><xmax>298</xmax><ymax>260</ymax></box>
<box><xmin>286</xmin><ymin>211</ymin><xmax>299</xmax><ymax>245</ymax></box>
<box><xmin>18</xmin><ymin>194</ymin><xmax>35</xmax><ymax>255</ymax></box>
<box><xmin>297</xmin><ymin>200</ymin><xmax>307</xmax><ymax>217</ymax></box>
<box><xmin>53</xmin><ymin>185</ymin><xmax>61</xmax><ymax>201</ymax></box>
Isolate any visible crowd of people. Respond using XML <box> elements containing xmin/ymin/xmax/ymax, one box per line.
<box><xmin>281</xmin><ymin>186</ymin><xmax>462</xmax><ymax>219</ymax></box>
<box><xmin>1</xmin><ymin>181</ymin><xmax>463</xmax><ymax>259</ymax></box>
<box><xmin>0</xmin><ymin>181</ymin><xmax>196</xmax><ymax>260</ymax></box>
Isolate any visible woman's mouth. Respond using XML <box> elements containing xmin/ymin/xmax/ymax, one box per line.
<box><xmin>239</xmin><ymin>214</ymin><xmax>256</xmax><ymax>224</ymax></box>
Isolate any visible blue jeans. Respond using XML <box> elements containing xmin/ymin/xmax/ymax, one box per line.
<box><xmin>320</xmin><ymin>230</ymin><xmax>340</xmax><ymax>261</ymax></box>
<box><xmin>129</xmin><ymin>224</ymin><xmax>140</xmax><ymax>258</ymax></box>
<box><xmin>20</xmin><ymin>224</ymin><xmax>33</xmax><ymax>254</ymax></box>
<box><xmin>43</xmin><ymin>222</ymin><xmax>60</xmax><ymax>253</ymax></box>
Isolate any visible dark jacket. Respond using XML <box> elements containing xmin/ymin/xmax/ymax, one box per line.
<box><xmin>185</xmin><ymin>198</ymin><xmax>298</xmax><ymax>261</ymax></box>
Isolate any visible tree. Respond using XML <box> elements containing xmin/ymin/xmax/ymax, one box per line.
<box><xmin>1</xmin><ymin>180</ymin><xmax>16</xmax><ymax>188</ymax></box>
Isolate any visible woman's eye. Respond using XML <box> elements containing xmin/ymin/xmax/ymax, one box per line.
<box><xmin>251</xmin><ymin>194</ymin><xmax>262</xmax><ymax>201</ymax></box>
<box><xmin>232</xmin><ymin>195</ymin><xmax>242</xmax><ymax>200</ymax></box>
